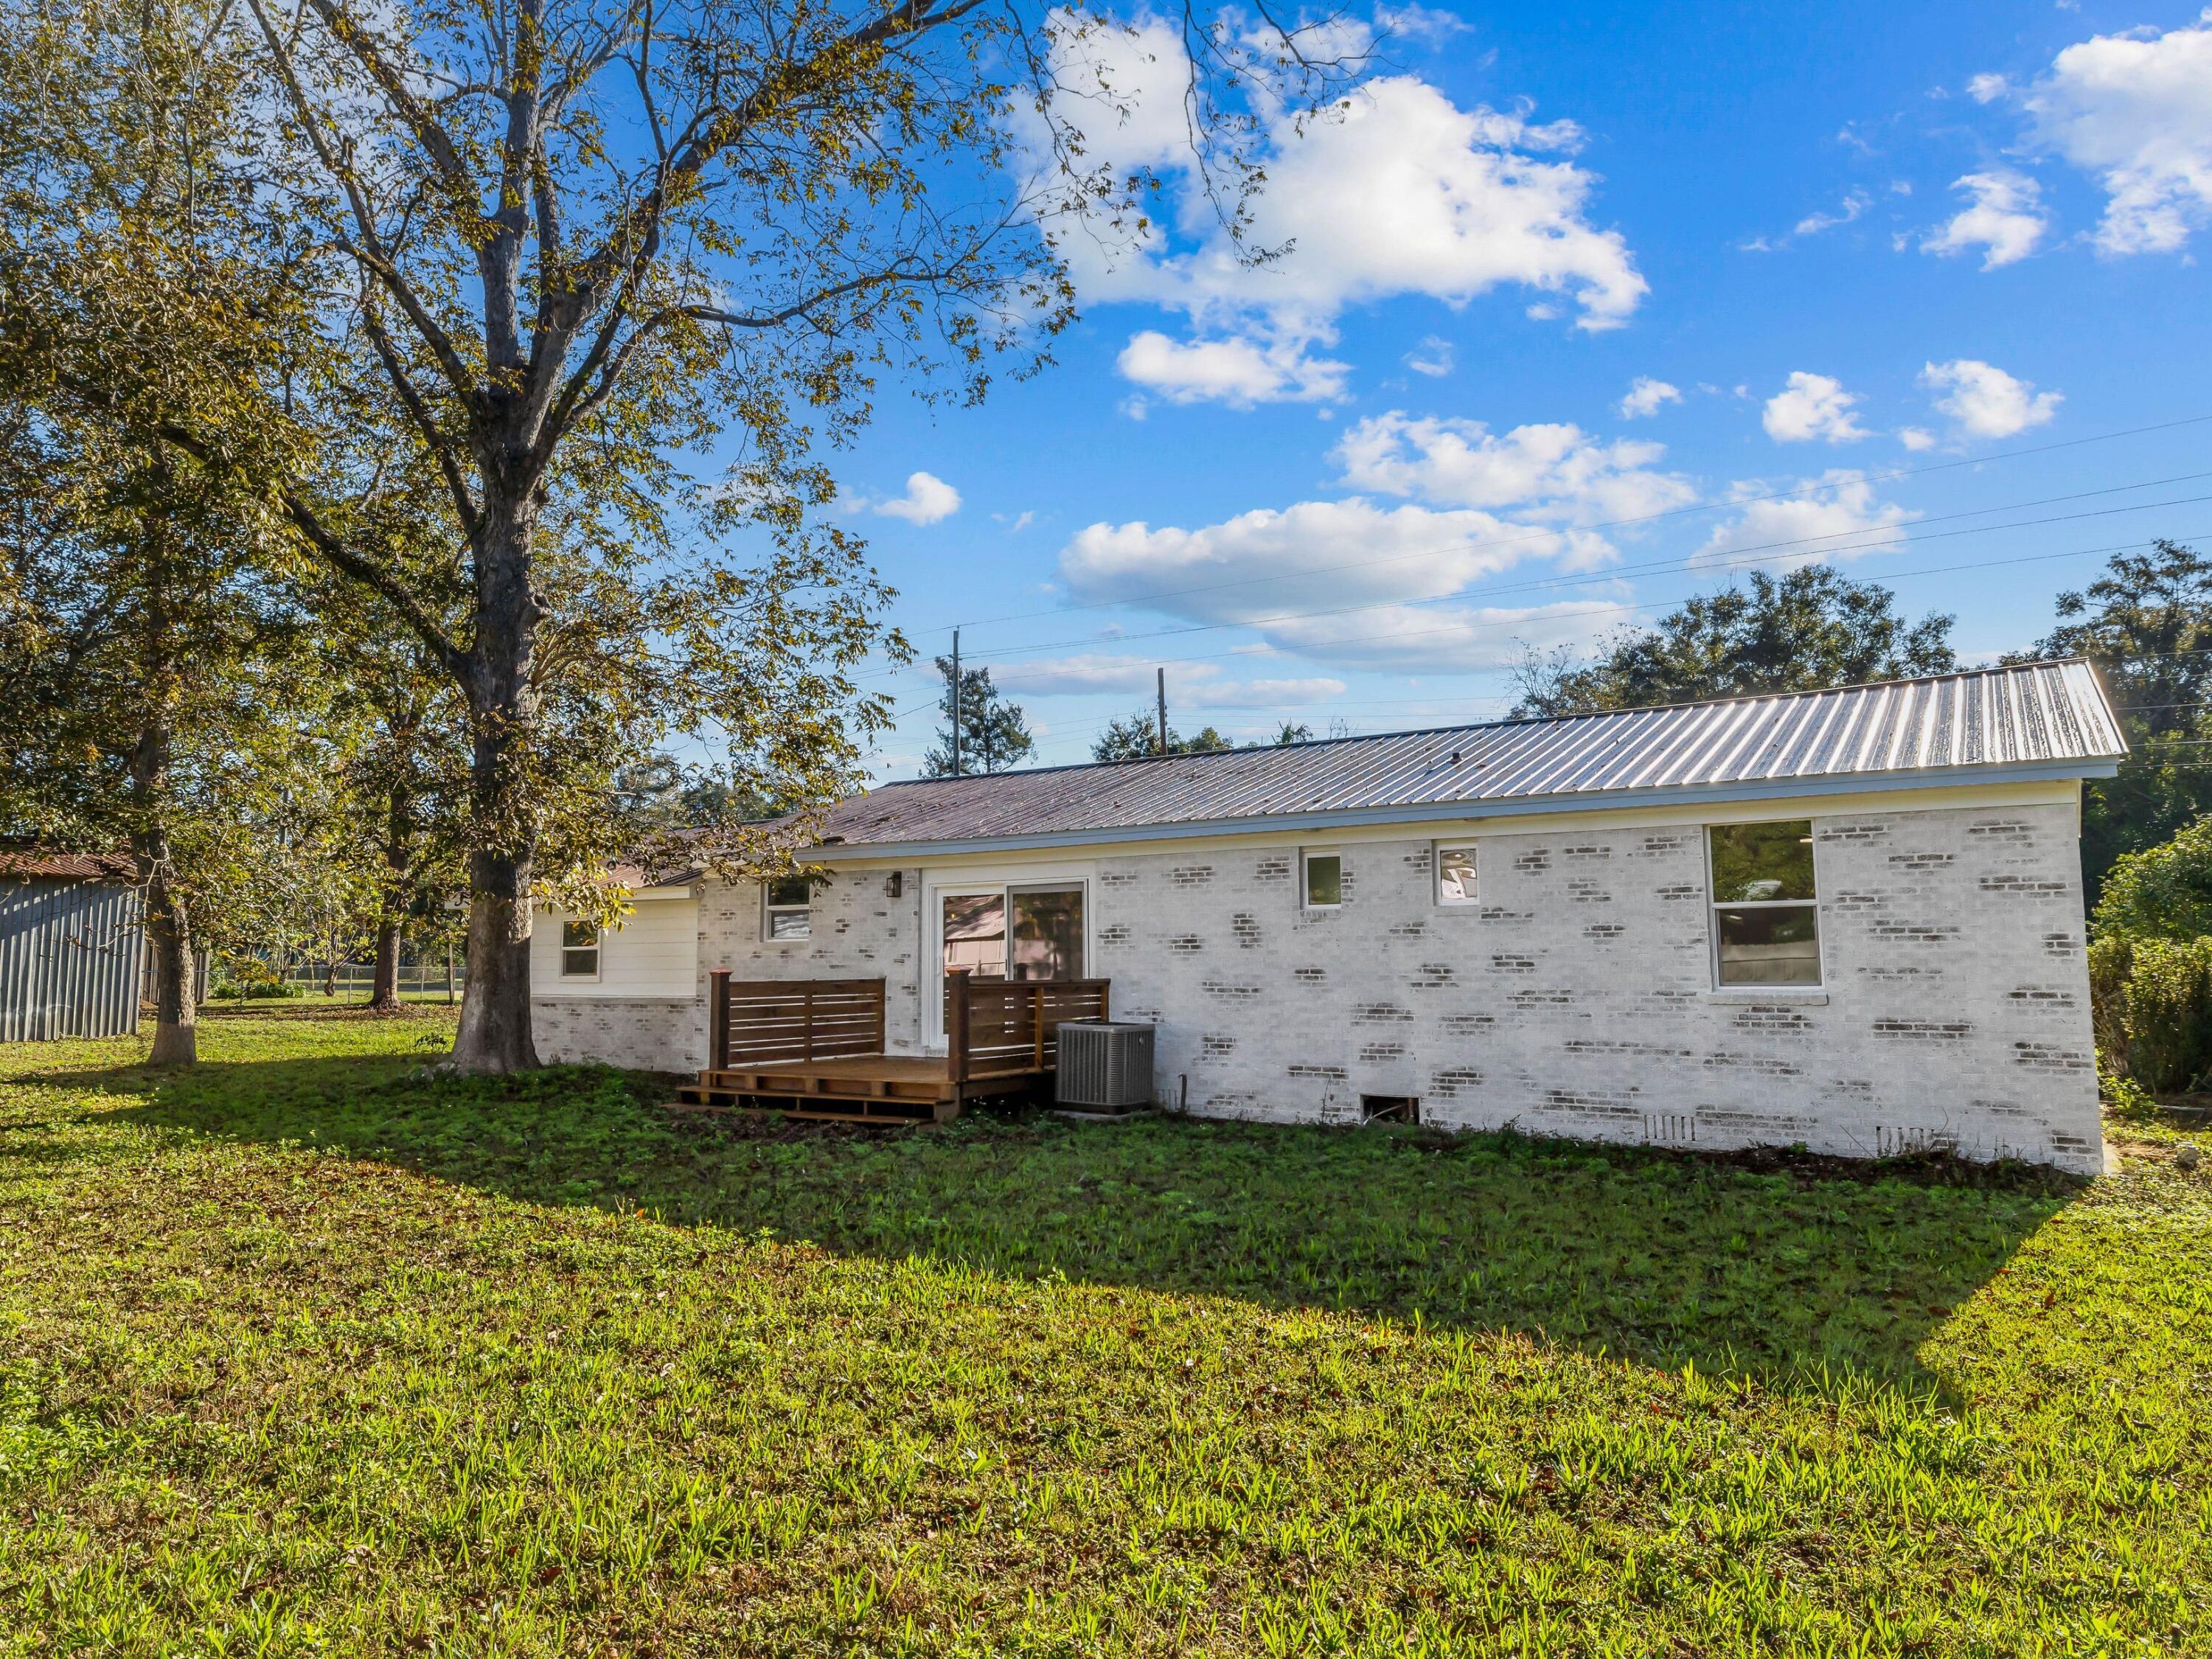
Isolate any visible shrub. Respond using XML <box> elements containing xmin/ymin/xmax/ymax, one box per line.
<box><xmin>2093</xmin><ymin>935</ymin><xmax>2212</xmax><ymax>1093</ymax></box>
<box><xmin>2095</xmin><ymin>815</ymin><xmax>2212</xmax><ymax>942</ymax></box>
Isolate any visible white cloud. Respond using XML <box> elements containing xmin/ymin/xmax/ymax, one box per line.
<box><xmin>1696</xmin><ymin>472</ymin><xmax>1919</xmax><ymax>567</ymax></box>
<box><xmin>1374</xmin><ymin>2</ymin><xmax>1471</xmax><ymax>46</ymax></box>
<box><xmin>1116</xmin><ymin>330</ymin><xmax>1349</xmax><ymax>406</ymax></box>
<box><xmin>1794</xmin><ymin>188</ymin><xmax>1872</xmax><ymax>237</ymax></box>
<box><xmin>1333</xmin><ymin>411</ymin><xmax>1697</xmax><ymax>535</ymax></box>
<box><xmin>871</xmin><ymin>471</ymin><xmax>962</xmax><ymax>524</ymax></box>
<box><xmin>1405</xmin><ymin>335</ymin><xmax>1455</xmax><ymax>378</ymax></box>
<box><xmin>1920</xmin><ymin>358</ymin><xmax>2063</xmax><ymax>439</ymax></box>
<box><xmin>1921</xmin><ymin>170</ymin><xmax>2048</xmax><ymax>268</ymax></box>
<box><xmin>1261</xmin><ymin>598</ymin><xmax>1635</xmax><ymax>671</ymax></box>
<box><xmin>1967</xmin><ymin>72</ymin><xmax>2010</xmax><ymax>104</ymax></box>
<box><xmin>1618</xmin><ymin>376</ymin><xmax>1682</xmax><ymax>419</ymax></box>
<box><xmin>1761</xmin><ymin>372</ymin><xmax>1871</xmax><ymax>443</ymax></box>
<box><xmin>1898</xmin><ymin>426</ymin><xmax>1938</xmax><ymax>451</ymax></box>
<box><xmin>1058</xmin><ymin>497</ymin><xmax>1644</xmax><ymax>672</ymax></box>
<box><xmin>2018</xmin><ymin>10</ymin><xmax>2212</xmax><ymax>254</ymax></box>
<box><xmin>1042</xmin><ymin>24</ymin><xmax>1646</xmax><ymax>405</ymax></box>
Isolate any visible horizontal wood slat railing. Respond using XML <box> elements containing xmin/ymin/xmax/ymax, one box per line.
<box><xmin>945</xmin><ymin>970</ymin><xmax>1110</xmax><ymax>1084</ymax></box>
<box><xmin>710</xmin><ymin>973</ymin><xmax>886</xmax><ymax>1070</ymax></box>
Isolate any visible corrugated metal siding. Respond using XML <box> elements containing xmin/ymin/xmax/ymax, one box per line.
<box><xmin>820</xmin><ymin>660</ymin><xmax>2126</xmax><ymax>848</ymax></box>
<box><xmin>0</xmin><ymin>877</ymin><xmax>145</xmax><ymax>1042</ymax></box>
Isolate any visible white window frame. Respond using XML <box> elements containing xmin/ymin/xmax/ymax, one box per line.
<box><xmin>1705</xmin><ymin>820</ymin><xmax>1823</xmax><ymax>990</ymax></box>
<box><xmin>559</xmin><ymin>918</ymin><xmax>601</xmax><ymax>981</ymax></box>
<box><xmin>1300</xmin><ymin>847</ymin><xmax>1343</xmax><ymax>911</ymax></box>
<box><xmin>1433</xmin><ymin>841</ymin><xmax>1479</xmax><ymax>908</ymax></box>
<box><xmin>762</xmin><ymin>874</ymin><xmax>813</xmax><ymax>943</ymax></box>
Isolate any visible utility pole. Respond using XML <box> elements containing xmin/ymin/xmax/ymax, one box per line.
<box><xmin>950</xmin><ymin>627</ymin><xmax>961</xmax><ymax>777</ymax></box>
<box><xmin>1155</xmin><ymin>667</ymin><xmax>1168</xmax><ymax>757</ymax></box>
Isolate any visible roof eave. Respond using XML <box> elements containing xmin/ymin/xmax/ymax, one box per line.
<box><xmin>805</xmin><ymin>757</ymin><xmax>2118</xmax><ymax>863</ymax></box>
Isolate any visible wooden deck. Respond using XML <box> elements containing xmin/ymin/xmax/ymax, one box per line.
<box><xmin>669</xmin><ymin>970</ymin><xmax>1110</xmax><ymax>1124</ymax></box>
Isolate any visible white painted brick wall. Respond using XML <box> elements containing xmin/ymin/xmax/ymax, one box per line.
<box><xmin>702</xmin><ymin>869</ymin><xmax>929</xmax><ymax>1053</ymax></box>
<box><xmin>532</xmin><ymin>996</ymin><xmax>703</xmax><ymax>1071</ymax></box>
<box><xmin>1091</xmin><ymin>803</ymin><xmax>2102</xmax><ymax>1172</ymax></box>
<box><xmin>650</xmin><ymin>800</ymin><xmax>2101</xmax><ymax>1173</ymax></box>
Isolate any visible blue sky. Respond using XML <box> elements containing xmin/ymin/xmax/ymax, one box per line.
<box><xmin>810</xmin><ymin>2</ymin><xmax>2212</xmax><ymax>776</ymax></box>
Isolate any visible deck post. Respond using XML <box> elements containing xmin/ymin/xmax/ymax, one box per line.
<box><xmin>1032</xmin><ymin>984</ymin><xmax>1046</xmax><ymax>1070</ymax></box>
<box><xmin>709</xmin><ymin>970</ymin><xmax>730</xmax><ymax>1071</ymax></box>
<box><xmin>802</xmin><ymin>982</ymin><xmax>815</xmax><ymax>1062</ymax></box>
<box><xmin>947</xmin><ymin>967</ymin><xmax>971</xmax><ymax>1085</ymax></box>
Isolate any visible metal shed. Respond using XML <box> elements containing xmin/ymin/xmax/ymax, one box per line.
<box><xmin>0</xmin><ymin>852</ymin><xmax>145</xmax><ymax>1042</ymax></box>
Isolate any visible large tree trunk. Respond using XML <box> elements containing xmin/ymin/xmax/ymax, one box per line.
<box><xmin>145</xmin><ymin>869</ymin><xmax>197</xmax><ymax>1065</ymax></box>
<box><xmin>448</xmin><ymin>481</ymin><xmax>543</xmax><ymax>1074</ymax></box>
<box><xmin>128</xmin><ymin>683</ymin><xmax>194</xmax><ymax>1065</ymax></box>
<box><xmin>369</xmin><ymin>918</ymin><xmax>404</xmax><ymax>1012</ymax></box>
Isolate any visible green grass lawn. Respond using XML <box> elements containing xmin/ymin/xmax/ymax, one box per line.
<box><xmin>3</xmin><ymin>1013</ymin><xmax>2208</xmax><ymax>1655</ymax></box>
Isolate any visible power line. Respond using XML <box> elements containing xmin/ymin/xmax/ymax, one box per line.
<box><xmin>891</xmin><ymin>411</ymin><xmax>2212</xmax><ymax>640</ymax></box>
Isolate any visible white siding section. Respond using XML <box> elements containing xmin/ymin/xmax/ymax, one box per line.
<box><xmin>532</xmin><ymin>896</ymin><xmax>699</xmax><ymax>998</ymax></box>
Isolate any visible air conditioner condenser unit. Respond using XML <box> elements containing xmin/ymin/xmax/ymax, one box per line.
<box><xmin>1055</xmin><ymin>1020</ymin><xmax>1155</xmax><ymax>1112</ymax></box>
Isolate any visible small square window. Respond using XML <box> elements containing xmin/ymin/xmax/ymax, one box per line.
<box><xmin>1436</xmin><ymin>844</ymin><xmax>1478</xmax><ymax>906</ymax></box>
<box><xmin>1302</xmin><ymin>850</ymin><xmax>1342</xmax><ymax>909</ymax></box>
<box><xmin>560</xmin><ymin>919</ymin><xmax>599</xmax><ymax>978</ymax></box>
<box><xmin>764</xmin><ymin>873</ymin><xmax>813</xmax><ymax>941</ymax></box>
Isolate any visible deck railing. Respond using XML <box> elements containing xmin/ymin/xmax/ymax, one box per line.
<box><xmin>945</xmin><ymin>969</ymin><xmax>1110</xmax><ymax>1083</ymax></box>
<box><xmin>706</xmin><ymin>968</ymin><xmax>1110</xmax><ymax>1083</ymax></box>
<box><xmin>709</xmin><ymin>973</ymin><xmax>886</xmax><ymax>1071</ymax></box>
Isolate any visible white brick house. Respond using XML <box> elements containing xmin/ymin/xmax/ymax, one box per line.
<box><xmin>534</xmin><ymin>662</ymin><xmax>2124</xmax><ymax>1172</ymax></box>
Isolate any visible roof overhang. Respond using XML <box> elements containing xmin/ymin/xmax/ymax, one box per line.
<box><xmin>804</xmin><ymin>757</ymin><xmax>2116</xmax><ymax>863</ymax></box>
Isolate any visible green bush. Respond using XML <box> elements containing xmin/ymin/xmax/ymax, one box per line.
<box><xmin>2090</xmin><ymin>933</ymin><xmax>2212</xmax><ymax>1093</ymax></box>
<box><xmin>209</xmin><ymin>964</ymin><xmax>304</xmax><ymax>1001</ymax></box>
<box><xmin>2095</xmin><ymin>815</ymin><xmax>2212</xmax><ymax>942</ymax></box>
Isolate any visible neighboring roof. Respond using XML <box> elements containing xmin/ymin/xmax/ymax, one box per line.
<box><xmin>606</xmin><ymin>859</ymin><xmax>703</xmax><ymax>893</ymax></box>
<box><xmin>813</xmin><ymin>659</ymin><xmax>2126</xmax><ymax>856</ymax></box>
<box><xmin>0</xmin><ymin>848</ymin><xmax>138</xmax><ymax>884</ymax></box>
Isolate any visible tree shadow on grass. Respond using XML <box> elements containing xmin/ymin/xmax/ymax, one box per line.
<box><xmin>27</xmin><ymin>1040</ymin><xmax>2083</xmax><ymax>1391</ymax></box>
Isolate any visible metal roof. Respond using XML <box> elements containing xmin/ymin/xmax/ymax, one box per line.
<box><xmin>815</xmin><ymin>660</ymin><xmax>2126</xmax><ymax>855</ymax></box>
<box><xmin>0</xmin><ymin>849</ymin><xmax>138</xmax><ymax>884</ymax></box>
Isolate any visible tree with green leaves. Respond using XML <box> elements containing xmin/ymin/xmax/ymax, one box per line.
<box><xmin>2015</xmin><ymin>539</ymin><xmax>2212</xmax><ymax>896</ymax></box>
<box><xmin>192</xmin><ymin>0</ymin><xmax>1349</xmax><ymax>1071</ymax></box>
<box><xmin>1512</xmin><ymin>566</ymin><xmax>1957</xmax><ymax>718</ymax></box>
<box><xmin>923</xmin><ymin>658</ymin><xmax>1034</xmax><ymax>776</ymax></box>
<box><xmin>1091</xmin><ymin>712</ymin><xmax>1231</xmax><ymax>762</ymax></box>
<box><xmin>316</xmin><ymin>596</ymin><xmax>473</xmax><ymax>1011</ymax></box>
<box><xmin>0</xmin><ymin>0</ymin><xmax>325</xmax><ymax>1061</ymax></box>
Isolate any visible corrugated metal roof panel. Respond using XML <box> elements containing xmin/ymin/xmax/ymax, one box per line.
<box><xmin>813</xmin><ymin>661</ymin><xmax>2125</xmax><ymax>851</ymax></box>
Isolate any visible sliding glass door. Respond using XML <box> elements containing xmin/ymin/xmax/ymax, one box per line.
<box><xmin>928</xmin><ymin>878</ymin><xmax>1088</xmax><ymax>1046</ymax></box>
<box><xmin>1009</xmin><ymin>886</ymin><xmax>1085</xmax><ymax>981</ymax></box>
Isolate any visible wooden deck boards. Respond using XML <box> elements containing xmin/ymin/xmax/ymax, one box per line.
<box><xmin>669</xmin><ymin>1051</ymin><xmax>1057</xmax><ymax>1123</ymax></box>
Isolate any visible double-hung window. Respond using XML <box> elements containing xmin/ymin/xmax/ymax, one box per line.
<box><xmin>560</xmin><ymin>919</ymin><xmax>600</xmax><ymax>979</ymax></box>
<box><xmin>763</xmin><ymin>874</ymin><xmax>813</xmax><ymax>941</ymax></box>
<box><xmin>1707</xmin><ymin>821</ymin><xmax>1821</xmax><ymax>987</ymax></box>
<box><xmin>1301</xmin><ymin>849</ymin><xmax>1342</xmax><ymax>910</ymax></box>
